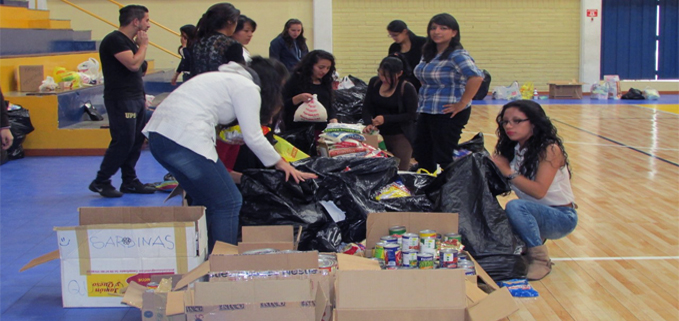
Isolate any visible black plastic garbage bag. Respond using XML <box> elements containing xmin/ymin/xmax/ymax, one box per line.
<box><xmin>239</xmin><ymin>157</ymin><xmax>434</xmax><ymax>251</ymax></box>
<box><xmin>7</xmin><ymin>106</ymin><xmax>35</xmax><ymax>160</ymax></box>
<box><xmin>278</xmin><ymin>125</ymin><xmax>316</xmax><ymax>156</ymax></box>
<box><xmin>433</xmin><ymin>134</ymin><xmax>527</xmax><ymax>281</ymax></box>
<box><xmin>334</xmin><ymin>75</ymin><xmax>368</xmax><ymax>124</ymax></box>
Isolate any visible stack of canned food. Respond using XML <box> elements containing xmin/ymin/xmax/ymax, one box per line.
<box><xmin>372</xmin><ymin>226</ymin><xmax>475</xmax><ymax>275</ymax></box>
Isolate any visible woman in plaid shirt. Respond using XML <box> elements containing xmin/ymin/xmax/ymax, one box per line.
<box><xmin>413</xmin><ymin>13</ymin><xmax>484</xmax><ymax>174</ymax></box>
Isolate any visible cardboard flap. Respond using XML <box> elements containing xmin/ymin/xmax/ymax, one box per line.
<box><xmin>164</xmin><ymin>185</ymin><xmax>184</xmax><ymax>203</ymax></box>
<box><xmin>314</xmin><ymin>280</ymin><xmax>328</xmax><ymax>321</ymax></box>
<box><xmin>121</xmin><ymin>281</ymin><xmax>146</xmax><ymax>309</ymax></box>
<box><xmin>212</xmin><ymin>241</ymin><xmax>239</xmax><ymax>255</ymax></box>
<box><xmin>20</xmin><ymin>250</ymin><xmax>59</xmax><ymax>272</ymax></box>
<box><xmin>165</xmin><ymin>291</ymin><xmax>186</xmax><ymax>316</ymax></box>
<box><xmin>467</xmin><ymin>287</ymin><xmax>518</xmax><ymax>321</ymax></box>
<box><xmin>465</xmin><ymin>280</ymin><xmax>488</xmax><ymax>306</ymax></box>
<box><xmin>78</xmin><ymin>206</ymin><xmax>205</xmax><ymax>225</ymax></box>
<box><xmin>336</xmin><ymin>253</ymin><xmax>381</xmax><ymax>270</ymax></box>
<box><xmin>238</xmin><ymin>242</ymin><xmax>295</xmax><ymax>253</ymax></box>
<box><xmin>193</xmin><ymin>279</ymin><xmax>313</xmax><ymax>305</ymax></box>
<box><xmin>174</xmin><ymin>260</ymin><xmax>210</xmax><ymax>290</ymax></box>
<box><xmin>242</xmin><ymin>225</ymin><xmax>293</xmax><ymax>242</ymax></box>
<box><xmin>209</xmin><ymin>251</ymin><xmax>319</xmax><ymax>272</ymax></box>
<box><xmin>336</xmin><ymin>269</ymin><xmax>466</xmax><ymax>309</ymax></box>
<box><xmin>365</xmin><ymin>212</ymin><xmax>458</xmax><ymax>250</ymax></box>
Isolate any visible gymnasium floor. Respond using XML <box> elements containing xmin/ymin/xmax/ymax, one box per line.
<box><xmin>1</xmin><ymin>96</ymin><xmax>678</xmax><ymax>320</ymax></box>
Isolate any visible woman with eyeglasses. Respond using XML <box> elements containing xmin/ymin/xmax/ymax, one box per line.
<box><xmin>413</xmin><ymin>13</ymin><xmax>484</xmax><ymax>174</ymax></box>
<box><xmin>387</xmin><ymin>20</ymin><xmax>426</xmax><ymax>91</ymax></box>
<box><xmin>491</xmin><ymin>100</ymin><xmax>578</xmax><ymax>281</ymax></box>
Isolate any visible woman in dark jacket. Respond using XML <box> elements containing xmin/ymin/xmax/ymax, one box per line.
<box><xmin>387</xmin><ymin>20</ymin><xmax>427</xmax><ymax>91</ymax></box>
<box><xmin>269</xmin><ymin>19</ymin><xmax>309</xmax><ymax>72</ymax></box>
<box><xmin>362</xmin><ymin>56</ymin><xmax>417</xmax><ymax>170</ymax></box>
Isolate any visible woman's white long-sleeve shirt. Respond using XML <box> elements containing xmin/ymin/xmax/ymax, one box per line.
<box><xmin>142</xmin><ymin>62</ymin><xmax>281</xmax><ymax>166</ymax></box>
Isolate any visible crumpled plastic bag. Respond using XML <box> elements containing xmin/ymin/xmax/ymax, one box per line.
<box><xmin>7</xmin><ymin>105</ymin><xmax>35</xmax><ymax>160</ymax></box>
<box><xmin>643</xmin><ymin>87</ymin><xmax>660</xmax><ymax>100</ymax></box>
<box><xmin>590</xmin><ymin>82</ymin><xmax>609</xmax><ymax>100</ymax></box>
<box><xmin>492</xmin><ymin>81</ymin><xmax>522</xmax><ymax>101</ymax></box>
<box><xmin>294</xmin><ymin>94</ymin><xmax>328</xmax><ymax>122</ymax></box>
<box><xmin>38</xmin><ymin>76</ymin><xmax>57</xmax><ymax>92</ymax></box>
<box><xmin>334</xmin><ymin>75</ymin><xmax>368</xmax><ymax>124</ymax></box>
<box><xmin>430</xmin><ymin>133</ymin><xmax>528</xmax><ymax>281</ymax></box>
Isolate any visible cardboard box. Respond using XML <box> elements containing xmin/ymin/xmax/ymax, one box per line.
<box><xmin>21</xmin><ymin>206</ymin><xmax>208</xmax><ymax>308</ymax></box>
<box><xmin>15</xmin><ymin>65</ymin><xmax>44</xmax><ymax>92</ymax></box>
<box><xmin>336</xmin><ymin>212</ymin><xmax>518</xmax><ymax>321</ymax></box>
<box><xmin>548</xmin><ymin>81</ymin><xmax>585</xmax><ymax>99</ymax></box>
<box><xmin>238</xmin><ymin>225</ymin><xmax>297</xmax><ymax>253</ymax></box>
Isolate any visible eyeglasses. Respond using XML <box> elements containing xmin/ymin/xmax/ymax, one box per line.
<box><xmin>500</xmin><ymin>119</ymin><xmax>529</xmax><ymax>126</ymax></box>
<box><xmin>387</xmin><ymin>34</ymin><xmax>400</xmax><ymax>39</ymax></box>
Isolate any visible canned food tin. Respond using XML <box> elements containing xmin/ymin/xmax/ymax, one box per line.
<box><xmin>318</xmin><ymin>255</ymin><xmax>338</xmax><ymax>274</ymax></box>
<box><xmin>384</xmin><ymin>243</ymin><xmax>402</xmax><ymax>267</ymax></box>
<box><xmin>458</xmin><ymin>260</ymin><xmax>476</xmax><ymax>275</ymax></box>
<box><xmin>241</xmin><ymin>248</ymin><xmax>279</xmax><ymax>255</ymax></box>
<box><xmin>420</xmin><ymin>236</ymin><xmax>437</xmax><ymax>255</ymax></box>
<box><xmin>380</xmin><ymin>235</ymin><xmax>398</xmax><ymax>244</ymax></box>
<box><xmin>402</xmin><ymin>233</ymin><xmax>419</xmax><ymax>251</ymax></box>
<box><xmin>458</xmin><ymin>252</ymin><xmax>468</xmax><ymax>262</ymax></box>
<box><xmin>442</xmin><ymin>232</ymin><xmax>463</xmax><ymax>251</ymax></box>
<box><xmin>417</xmin><ymin>253</ymin><xmax>434</xmax><ymax>269</ymax></box>
<box><xmin>419</xmin><ymin>229</ymin><xmax>436</xmax><ymax>239</ymax></box>
<box><xmin>388</xmin><ymin>225</ymin><xmax>407</xmax><ymax>236</ymax></box>
<box><xmin>373</xmin><ymin>241</ymin><xmax>388</xmax><ymax>261</ymax></box>
<box><xmin>439</xmin><ymin>248</ymin><xmax>458</xmax><ymax>268</ymax></box>
<box><xmin>401</xmin><ymin>249</ymin><xmax>418</xmax><ymax>268</ymax></box>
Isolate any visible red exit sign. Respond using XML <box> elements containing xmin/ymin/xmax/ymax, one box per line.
<box><xmin>587</xmin><ymin>9</ymin><xmax>598</xmax><ymax>17</ymax></box>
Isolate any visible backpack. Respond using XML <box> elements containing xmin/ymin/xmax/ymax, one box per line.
<box><xmin>473</xmin><ymin>69</ymin><xmax>492</xmax><ymax>100</ymax></box>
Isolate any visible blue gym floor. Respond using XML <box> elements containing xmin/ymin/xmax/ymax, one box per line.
<box><xmin>1</xmin><ymin>96</ymin><xmax>678</xmax><ymax>320</ymax></box>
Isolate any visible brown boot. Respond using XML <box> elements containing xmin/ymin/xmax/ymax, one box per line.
<box><xmin>527</xmin><ymin>245</ymin><xmax>553</xmax><ymax>280</ymax></box>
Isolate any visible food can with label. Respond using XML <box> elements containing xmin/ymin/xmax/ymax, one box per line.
<box><xmin>417</xmin><ymin>253</ymin><xmax>435</xmax><ymax>269</ymax></box>
<box><xmin>402</xmin><ymin>233</ymin><xmax>419</xmax><ymax>251</ymax></box>
<box><xmin>420</xmin><ymin>236</ymin><xmax>437</xmax><ymax>255</ymax></box>
<box><xmin>401</xmin><ymin>249</ymin><xmax>418</xmax><ymax>268</ymax></box>
<box><xmin>373</xmin><ymin>241</ymin><xmax>388</xmax><ymax>262</ymax></box>
<box><xmin>241</xmin><ymin>248</ymin><xmax>279</xmax><ymax>255</ymax></box>
<box><xmin>380</xmin><ymin>235</ymin><xmax>398</xmax><ymax>244</ymax></box>
<box><xmin>458</xmin><ymin>260</ymin><xmax>476</xmax><ymax>276</ymax></box>
<box><xmin>384</xmin><ymin>243</ymin><xmax>402</xmax><ymax>267</ymax></box>
<box><xmin>439</xmin><ymin>248</ymin><xmax>458</xmax><ymax>268</ymax></box>
<box><xmin>389</xmin><ymin>225</ymin><xmax>407</xmax><ymax>236</ymax></box>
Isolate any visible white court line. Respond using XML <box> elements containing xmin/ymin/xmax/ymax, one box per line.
<box><xmin>552</xmin><ymin>256</ymin><xmax>679</xmax><ymax>262</ymax></box>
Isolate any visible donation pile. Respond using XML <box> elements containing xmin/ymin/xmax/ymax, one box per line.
<box><xmin>317</xmin><ymin>123</ymin><xmax>386</xmax><ymax>158</ymax></box>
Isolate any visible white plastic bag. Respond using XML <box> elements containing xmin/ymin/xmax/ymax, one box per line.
<box><xmin>643</xmin><ymin>87</ymin><xmax>660</xmax><ymax>100</ymax></box>
<box><xmin>603</xmin><ymin>75</ymin><xmax>621</xmax><ymax>99</ymax></box>
<box><xmin>590</xmin><ymin>82</ymin><xmax>609</xmax><ymax>100</ymax></box>
<box><xmin>38</xmin><ymin>76</ymin><xmax>57</xmax><ymax>92</ymax></box>
<box><xmin>337</xmin><ymin>76</ymin><xmax>355</xmax><ymax>90</ymax></box>
<box><xmin>294</xmin><ymin>94</ymin><xmax>328</xmax><ymax>122</ymax></box>
<box><xmin>492</xmin><ymin>81</ymin><xmax>522</xmax><ymax>100</ymax></box>
<box><xmin>77</xmin><ymin>58</ymin><xmax>101</xmax><ymax>84</ymax></box>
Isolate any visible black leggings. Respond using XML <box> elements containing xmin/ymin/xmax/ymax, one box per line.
<box><xmin>413</xmin><ymin>108</ymin><xmax>471</xmax><ymax>173</ymax></box>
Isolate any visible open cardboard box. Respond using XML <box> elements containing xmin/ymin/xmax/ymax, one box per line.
<box><xmin>338</xmin><ymin>212</ymin><xmax>519</xmax><ymax>321</ymax></box>
<box><xmin>238</xmin><ymin>225</ymin><xmax>299</xmax><ymax>253</ymax></box>
<box><xmin>20</xmin><ymin>206</ymin><xmax>208</xmax><ymax>308</ymax></box>
<box><xmin>548</xmin><ymin>80</ymin><xmax>586</xmax><ymax>99</ymax></box>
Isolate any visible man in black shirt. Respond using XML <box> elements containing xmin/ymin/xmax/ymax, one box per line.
<box><xmin>89</xmin><ymin>5</ymin><xmax>156</xmax><ymax>197</ymax></box>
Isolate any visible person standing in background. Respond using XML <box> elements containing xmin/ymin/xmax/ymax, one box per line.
<box><xmin>362</xmin><ymin>56</ymin><xmax>417</xmax><ymax>171</ymax></box>
<box><xmin>269</xmin><ymin>19</ymin><xmax>309</xmax><ymax>72</ymax></box>
<box><xmin>170</xmin><ymin>24</ymin><xmax>196</xmax><ymax>86</ymax></box>
<box><xmin>89</xmin><ymin>5</ymin><xmax>156</xmax><ymax>198</ymax></box>
<box><xmin>190</xmin><ymin>3</ymin><xmax>244</xmax><ymax>77</ymax></box>
<box><xmin>387</xmin><ymin>20</ymin><xmax>427</xmax><ymax>91</ymax></box>
<box><xmin>231</xmin><ymin>15</ymin><xmax>257</xmax><ymax>64</ymax></box>
<box><xmin>413</xmin><ymin>13</ymin><xmax>483</xmax><ymax>174</ymax></box>
<box><xmin>0</xmin><ymin>87</ymin><xmax>14</xmax><ymax>150</ymax></box>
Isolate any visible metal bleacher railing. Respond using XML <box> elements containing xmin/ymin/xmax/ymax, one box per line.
<box><xmin>59</xmin><ymin>0</ymin><xmax>180</xmax><ymax>59</ymax></box>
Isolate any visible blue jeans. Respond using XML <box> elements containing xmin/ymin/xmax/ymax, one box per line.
<box><xmin>505</xmin><ymin>199</ymin><xmax>578</xmax><ymax>248</ymax></box>
<box><xmin>148</xmin><ymin>132</ymin><xmax>242</xmax><ymax>252</ymax></box>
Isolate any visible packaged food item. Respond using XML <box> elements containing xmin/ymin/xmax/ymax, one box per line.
<box><xmin>374</xmin><ymin>179</ymin><xmax>412</xmax><ymax>200</ymax></box>
<box><xmin>341</xmin><ymin>242</ymin><xmax>365</xmax><ymax>256</ymax></box>
<box><xmin>498</xmin><ymin>279</ymin><xmax>540</xmax><ymax>297</ymax></box>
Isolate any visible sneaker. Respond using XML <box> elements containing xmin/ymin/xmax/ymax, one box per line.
<box><xmin>89</xmin><ymin>180</ymin><xmax>123</xmax><ymax>198</ymax></box>
<box><xmin>120</xmin><ymin>179</ymin><xmax>157</xmax><ymax>194</ymax></box>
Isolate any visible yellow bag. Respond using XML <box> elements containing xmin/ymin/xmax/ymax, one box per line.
<box><xmin>273</xmin><ymin>134</ymin><xmax>309</xmax><ymax>162</ymax></box>
<box><xmin>520</xmin><ymin>82</ymin><xmax>534</xmax><ymax>100</ymax></box>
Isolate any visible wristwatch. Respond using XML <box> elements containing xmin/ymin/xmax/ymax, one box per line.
<box><xmin>506</xmin><ymin>172</ymin><xmax>519</xmax><ymax>181</ymax></box>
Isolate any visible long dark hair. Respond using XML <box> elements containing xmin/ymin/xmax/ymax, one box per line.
<box><xmin>379</xmin><ymin>56</ymin><xmax>404</xmax><ymax>91</ymax></box>
<box><xmin>494</xmin><ymin>100</ymin><xmax>570</xmax><ymax>179</ymax></box>
<box><xmin>178</xmin><ymin>24</ymin><xmax>196</xmax><ymax>54</ymax></box>
<box><xmin>249</xmin><ymin>57</ymin><xmax>289</xmax><ymax>124</ymax></box>
<box><xmin>422</xmin><ymin>13</ymin><xmax>463</xmax><ymax>63</ymax></box>
<box><xmin>195</xmin><ymin>3</ymin><xmax>240</xmax><ymax>39</ymax></box>
<box><xmin>280</xmin><ymin>19</ymin><xmax>308</xmax><ymax>52</ymax></box>
<box><xmin>387</xmin><ymin>20</ymin><xmax>421</xmax><ymax>46</ymax></box>
<box><xmin>291</xmin><ymin>50</ymin><xmax>335</xmax><ymax>94</ymax></box>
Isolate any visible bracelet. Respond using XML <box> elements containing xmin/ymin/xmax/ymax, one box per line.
<box><xmin>506</xmin><ymin>172</ymin><xmax>519</xmax><ymax>181</ymax></box>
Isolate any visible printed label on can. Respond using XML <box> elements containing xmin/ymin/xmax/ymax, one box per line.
<box><xmin>439</xmin><ymin>249</ymin><xmax>458</xmax><ymax>268</ymax></box>
<box><xmin>417</xmin><ymin>253</ymin><xmax>434</xmax><ymax>270</ymax></box>
<box><xmin>420</xmin><ymin>236</ymin><xmax>436</xmax><ymax>255</ymax></box>
<box><xmin>402</xmin><ymin>250</ymin><xmax>418</xmax><ymax>268</ymax></box>
<box><xmin>384</xmin><ymin>243</ymin><xmax>401</xmax><ymax>267</ymax></box>
<box><xmin>402</xmin><ymin>233</ymin><xmax>419</xmax><ymax>251</ymax></box>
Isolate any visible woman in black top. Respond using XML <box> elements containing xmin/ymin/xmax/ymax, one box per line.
<box><xmin>387</xmin><ymin>20</ymin><xmax>426</xmax><ymax>91</ymax></box>
<box><xmin>363</xmin><ymin>57</ymin><xmax>417</xmax><ymax>170</ymax></box>
<box><xmin>190</xmin><ymin>3</ymin><xmax>244</xmax><ymax>77</ymax></box>
<box><xmin>281</xmin><ymin>50</ymin><xmax>337</xmax><ymax>133</ymax></box>
<box><xmin>171</xmin><ymin>24</ymin><xmax>196</xmax><ymax>85</ymax></box>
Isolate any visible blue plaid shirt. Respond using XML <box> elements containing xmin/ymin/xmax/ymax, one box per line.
<box><xmin>414</xmin><ymin>49</ymin><xmax>483</xmax><ymax>114</ymax></box>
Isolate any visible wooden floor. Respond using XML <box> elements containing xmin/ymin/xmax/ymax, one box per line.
<box><xmin>463</xmin><ymin>103</ymin><xmax>679</xmax><ymax>321</ymax></box>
